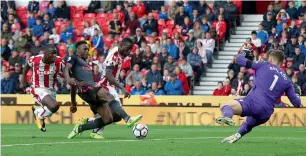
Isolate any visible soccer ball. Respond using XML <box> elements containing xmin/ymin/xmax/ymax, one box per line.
<box><xmin>132</xmin><ymin>123</ymin><xmax>148</xmax><ymax>139</ymax></box>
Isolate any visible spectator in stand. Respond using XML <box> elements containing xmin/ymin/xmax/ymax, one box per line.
<box><xmin>298</xmin><ymin>35</ymin><xmax>305</xmax><ymax>48</ymax></box>
<box><xmin>165</xmin><ymin>38</ymin><xmax>179</xmax><ymax>60</ymax></box>
<box><xmin>155</xmin><ymin>39</ymin><xmax>162</xmax><ymax>54</ymax></box>
<box><xmin>90</xmin><ymin>19</ymin><xmax>101</xmax><ymax>37</ymax></box>
<box><xmin>132</xmin><ymin>47</ymin><xmax>143</xmax><ymax>68</ymax></box>
<box><xmin>175</xmin><ymin>66</ymin><xmax>190</xmax><ymax>95</ymax></box>
<box><xmin>183</xmin><ymin>0</ymin><xmax>193</xmax><ymax>17</ymax></box>
<box><xmin>232</xmin><ymin>72</ymin><xmax>245</xmax><ymax>94</ymax></box>
<box><xmin>240</xmin><ymin>66</ymin><xmax>250</xmax><ymax>82</ymax></box>
<box><xmin>8</xmin><ymin>39</ymin><xmax>14</xmax><ymax>51</ymax></box>
<box><xmin>49</xmin><ymin>28</ymin><xmax>60</xmax><ymax>44</ymax></box>
<box><xmin>213</xmin><ymin>0</ymin><xmax>227</xmax><ymax>12</ymax></box>
<box><xmin>46</xmin><ymin>3</ymin><xmax>56</xmax><ymax>19</ymax></box>
<box><xmin>289</xmin><ymin>20</ymin><xmax>299</xmax><ymax>37</ymax></box>
<box><xmin>213</xmin><ymin>81</ymin><xmax>224</xmax><ymax>96</ymax></box>
<box><xmin>191</xmin><ymin>9</ymin><xmax>200</xmax><ymax>23</ymax></box>
<box><xmin>227</xmin><ymin>69</ymin><xmax>236</xmax><ymax>86</ymax></box>
<box><xmin>146</xmin><ymin>64</ymin><xmax>162</xmax><ymax>88</ymax></box>
<box><xmin>285</xmin><ymin>36</ymin><xmax>299</xmax><ymax>59</ymax></box>
<box><xmin>181</xmin><ymin>16</ymin><xmax>193</xmax><ymax>36</ymax></box>
<box><xmin>159</xmin><ymin>47</ymin><xmax>169</xmax><ymax>69</ymax></box>
<box><xmin>152</xmin><ymin>57</ymin><xmax>162</xmax><ymax>71</ymax></box>
<box><xmin>187</xmin><ymin>47</ymin><xmax>202</xmax><ymax>85</ymax></box>
<box><xmin>261</xmin><ymin>13</ymin><xmax>275</xmax><ymax>34</ymax></box>
<box><xmin>178</xmin><ymin>40</ymin><xmax>190</xmax><ymax>60</ymax></box>
<box><xmin>148</xmin><ymin>36</ymin><xmax>157</xmax><ymax>54</ymax></box>
<box><xmin>126</xmin><ymin>64</ymin><xmax>143</xmax><ymax>86</ymax></box>
<box><xmin>203</xmin><ymin>7</ymin><xmax>215</xmax><ymax>24</ymax></box>
<box><xmin>148</xmin><ymin>82</ymin><xmax>165</xmax><ymax>95</ymax></box>
<box><xmin>11</xmin><ymin>18</ymin><xmax>20</xmax><ymax>33</ymax></box>
<box><xmin>2</xmin><ymin>23</ymin><xmax>13</xmax><ymax>40</ymax></box>
<box><xmin>276</xmin><ymin>19</ymin><xmax>283</xmax><ymax>36</ymax></box>
<box><xmin>131</xmin><ymin>81</ymin><xmax>146</xmax><ymax>95</ymax></box>
<box><xmin>228</xmin><ymin>56</ymin><xmax>241</xmax><ymax>76</ymax></box>
<box><xmin>60</xmin><ymin>25</ymin><xmax>73</xmax><ymax>43</ymax></box>
<box><xmin>158</xmin><ymin>6</ymin><xmax>168</xmax><ymax>20</ymax></box>
<box><xmin>164</xmin><ymin>55</ymin><xmax>177</xmax><ymax>73</ymax></box>
<box><xmin>143</xmin><ymin>13</ymin><xmax>158</xmax><ymax>36</ymax></box>
<box><xmin>291</xmin><ymin>47</ymin><xmax>305</xmax><ymax>70</ymax></box>
<box><xmin>1</xmin><ymin>39</ymin><xmax>11</xmax><ymax>61</ymax></box>
<box><xmin>168</xmin><ymin>1</ymin><xmax>179</xmax><ymax>20</ymax></box>
<box><xmin>224</xmin><ymin>0</ymin><xmax>237</xmax><ymax>23</ymax></box>
<box><xmin>40</xmin><ymin>32</ymin><xmax>50</xmax><ymax>46</ymax></box>
<box><xmin>28</xmin><ymin>0</ymin><xmax>39</xmax><ymax>13</ymax></box>
<box><xmin>276</xmin><ymin>9</ymin><xmax>290</xmax><ymax>23</ymax></box>
<box><xmin>298</xmin><ymin>1</ymin><xmax>306</xmax><ymax>18</ymax></box>
<box><xmin>92</xmin><ymin>29</ymin><xmax>104</xmax><ymax>53</ymax></box>
<box><xmin>279</xmin><ymin>31</ymin><xmax>289</xmax><ymax>47</ymax></box>
<box><xmin>196</xmin><ymin>0</ymin><xmax>209</xmax><ymax>16</ymax></box>
<box><xmin>263</xmin><ymin>4</ymin><xmax>276</xmax><ymax>22</ymax></box>
<box><xmin>270</xmin><ymin>40</ymin><xmax>285</xmax><ymax>51</ymax></box>
<box><xmin>164</xmin><ymin>73</ymin><xmax>184</xmax><ymax>95</ymax></box>
<box><xmin>109</xmin><ymin>13</ymin><xmax>122</xmax><ymax>37</ymax></box>
<box><xmin>286</xmin><ymin>67</ymin><xmax>294</xmax><ymax>80</ymax></box>
<box><xmin>185</xmin><ymin>29</ymin><xmax>196</xmax><ymax>51</ymax></box>
<box><xmin>292</xmin><ymin>76</ymin><xmax>302</xmax><ymax>95</ymax></box>
<box><xmin>173</xmin><ymin>32</ymin><xmax>181</xmax><ymax>46</ymax></box>
<box><xmin>251</xmin><ymin>31</ymin><xmax>262</xmax><ymax>49</ymax></box>
<box><xmin>297</xmin><ymin>64</ymin><xmax>306</xmax><ymax>88</ymax></box>
<box><xmin>14</xmin><ymin>32</ymin><xmax>27</xmax><ymax>53</ymax></box>
<box><xmin>286</xmin><ymin>1</ymin><xmax>298</xmax><ymax>20</ymax></box>
<box><xmin>25</xmin><ymin>28</ymin><xmax>33</xmax><ymax>42</ymax></box>
<box><xmin>200</xmin><ymin>17</ymin><xmax>210</xmax><ymax>33</ymax></box>
<box><xmin>240</xmin><ymin>83</ymin><xmax>251</xmax><ymax>96</ymax></box>
<box><xmin>199</xmin><ymin>32</ymin><xmax>215</xmax><ymax>64</ymax></box>
<box><xmin>1</xmin><ymin>1</ymin><xmax>16</xmax><ymax>21</ymax></box>
<box><xmin>125</xmin><ymin>80</ymin><xmax>133</xmax><ymax>94</ymax></box>
<box><xmin>223</xmin><ymin>79</ymin><xmax>231</xmax><ymax>96</ymax></box>
<box><xmin>8</xmin><ymin>51</ymin><xmax>22</xmax><ymax>69</ymax></box>
<box><xmin>274</xmin><ymin>0</ymin><xmax>283</xmax><ymax>14</ymax></box>
<box><xmin>1</xmin><ymin>71</ymin><xmax>15</xmax><ymax>94</ymax></box>
<box><xmin>32</xmin><ymin>18</ymin><xmax>43</xmax><ymax>38</ymax></box>
<box><xmin>125</xmin><ymin>12</ymin><xmax>140</xmax><ymax>36</ymax></box>
<box><xmin>269</xmin><ymin>27</ymin><xmax>278</xmax><ymax>38</ymax></box>
<box><xmin>175</xmin><ymin>6</ymin><xmax>189</xmax><ymax>27</ymax></box>
<box><xmin>133</xmin><ymin>28</ymin><xmax>146</xmax><ymax>47</ymax></box>
<box><xmin>113</xmin><ymin>4</ymin><xmax>125</xmax><ymax>23</ymax></box>
<box><xmin>196</xmin><ymin>40</ymin><xmax>207</xmax><ymax>69</ymax></box>
<box><xmin>142</xmin><ymin>46</ymin><xmax>154</xmax><ymax>70</ymax></box>
<box><xmin>66</xmin><ymin>38</ymin><xmax>76</xmax><ymax>52</ymax></box>
<box><xmin>42</xmin><ymin>14</ymin><xmax>54</xmax><ymax>34</ymax></box>
<box><xmin>93</xmin><ymin>65</ymin><xmax>101</xmax><ymax>83</ymax></box>
<box><xmin>30</xmin><ymin>40</ymin><xmax>42</xmax><ymax>55</ymax></box>
<box><xmin>55</xmin><ymin>0</ymin><xmax>70</xmax><ymax>21</ymax></box>
<box><xmin>302</xmin><ymin>40</ymin><xmax>306</xmax><ymax>55</ymax></box>
<box><xmin>83</xmin><ymin>1</ymin><xmax>101</xmax><ymax>14</ymax></box>
<box><xmin>179</xmin><ymin>57</ymin><xmax>193</xmax><ymax>78</ymax></box>
<box><xmin>257</xmin><ymin>23</ymin><xmax>269</xmax><ymax>45</ymax></box>
<box><xmin>144</xmin><ymin>1</ymin><xmax>163</xmax><ymax>13</ymax></box>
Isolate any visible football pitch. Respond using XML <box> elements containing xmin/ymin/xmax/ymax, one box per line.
<box><xmin>1</xmin><ymin>124</ymin><xmax>306</xmax><ymax>156</ymax></box>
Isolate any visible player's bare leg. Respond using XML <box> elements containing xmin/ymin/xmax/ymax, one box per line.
<box><xmin>216</xmin><ymin>100</ymin><xmax>243</xmax><ymax>126</ymax></box>
<box><xmin>32</xmin><ymin>95</ymin><xmax>59</xmax><ymax>132</ymax></box>
<box><xmin>97</xmin><ymin>88</ymin><xmax>142</xmax><ymax>128</ymax></box>
<box><xmin>68</xmin><ymin>104</ymin><xmax>113</xmax><ymax>139</ymax></box>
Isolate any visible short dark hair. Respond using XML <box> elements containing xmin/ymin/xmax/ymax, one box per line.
<box><xmin>44</xmin><ymin>44</ymin><xmax>57</xmax><ymax>54</ymax></box>
<box><xmin>217</xmin><ymin>81</ymin><xmax>223</xmax><ymax>85</ymax></box>
<box><xmin>251</xmin><ymin>31</ymin><xmax>257</xmax><ymax>35</ymax></box>
<box><xmin>76</xmin><ymin>40</ymin><xmax>88</xmax><ymax>49</ymax></box>
<box><xmin>120</xmin><ymin>37</ymin><xmax>134</xmax><ymax>47</ymax></box>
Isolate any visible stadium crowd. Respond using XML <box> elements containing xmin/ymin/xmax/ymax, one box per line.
<box><xmin>213</xmin><ymin>0</ymin><xmax>306</xmax><ymax>98</ymax></box>
<box><xmin>1</xmin><ymin>0</ymin><xmax>241</xmax><ymax>96</ymax></box>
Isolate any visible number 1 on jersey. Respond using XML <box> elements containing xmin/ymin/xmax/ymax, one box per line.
<box><xmin>269</xmin><ymin>75</ymin><xmax>279</xmax><ymax>91</ymax></box>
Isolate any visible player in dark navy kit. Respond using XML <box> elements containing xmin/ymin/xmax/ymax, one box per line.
<box><xmin>216</xmin><ymin>50</ymin><xmax>303</xmax><ymax>143</ymax></box>
<box><xmin>64</xmin><ymin>40</ymin><xmax>142</xmax><ymax>139</ymax></box>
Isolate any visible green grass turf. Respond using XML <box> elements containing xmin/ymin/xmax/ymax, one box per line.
<box><xmin>1</xmin><ymin>124</ymin><xmax>306</xmax><ymax>156</ymax></box>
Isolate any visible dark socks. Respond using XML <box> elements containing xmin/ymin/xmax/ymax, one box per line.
<box><xmin>78</xmin><ymin>117</ymin><xmax>105</xmax><ymax>132</ymax></box>
<box><xmin>221</xmin><ymin>105</ymin><xmax>234</xmax><ymax>118</ymax></box>
<box><xmin>109</xmin><ymin>100</ymin><xmax>130</xmax><ymax>122</ymax></box>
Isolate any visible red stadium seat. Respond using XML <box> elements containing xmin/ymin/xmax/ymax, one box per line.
<box><xmin>75</xmin><ymin>37</ymin><xmax>85</xmax><ymax>42</ymax></box>
<box><xmin>233</xmin><ymin>0</ymin><xmax>242</xmax><ymax>13</ymax></box>
<box><xmin>181</xmin><ymin>36</ymin><xmax>188</xmax><ymax>41</ymax></box>
<box><xmin>96</xmin><ymin>13</ymin><xmax>109</xmax><ymax>19</ymax></box>
<box><xmin>54</xmin><ymin>20</ymin><xmax>64</xmax><ymax>27</ymax></box>
<box><xmin>72</xmin><ymin>13</ymin><xmax>83</xmax><ymax>20</ymax></box>
<box><xmin>166</xmin><ymin>20</ymin><xmax>175</xmax><ymax>29</ymax></box>
<box><xmin>172</xmin><ymin>28</ymin><xmax>182</xmax><ymax>34</ymax></box>
<box><xmin>102</xmin><ymin>25</ymin><xmax>109</xmax><ymax>35</ymax></box>
<box><xmin>84</xmin><ymin>13</ymin><xmax>96</xmax><ymax>18</ymax></box>
<box><xmin>21</xmin><ymin>13</ymin><xmax>29</xmax><ymax>19</ymax></box>
<box><xmin>153</xmin><ymin>12</ymin><xmax>159</xmax><ymax>20</ymax></box>
<box><xmin>158</xmin><ymin>19</ymin><xmax>166</xmax><ymax>26</ymax></box>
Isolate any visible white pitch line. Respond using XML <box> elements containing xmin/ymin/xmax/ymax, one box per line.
<box><xmin>2</xmin><ymin>136</ymin><xmax>306</xmax><ymax>148</ymax></box>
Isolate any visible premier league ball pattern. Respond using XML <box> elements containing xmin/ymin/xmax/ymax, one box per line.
<box><xmin>133</xmin><ymin>123</ymin><xmax>148</xmax><ymax>139</ymax></box>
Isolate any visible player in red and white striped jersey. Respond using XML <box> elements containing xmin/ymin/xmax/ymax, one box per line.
<box><xmin>20</xmin><ymin>45</ymin><xmax>65</xmax><ymax>132</ymax></box>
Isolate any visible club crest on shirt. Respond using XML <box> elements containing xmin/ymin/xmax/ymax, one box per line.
<box><xmin>67</xmin><ymin>57</ymin><xmax>71</xmax><ymax>61</ymax></box>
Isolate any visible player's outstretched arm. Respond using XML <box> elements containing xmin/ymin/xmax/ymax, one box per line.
<box><xmin>105</xmin><ymin>66</ymin><xmax>130</xmax><ymax>98</ymax></box>
<box><xmin>285</xmin><ymin>84</ymin><xmax>302</xmax><ymax>108</ymax></box>
<box><xmin>20</xmin><ymin>62</ymin><xmax>31</xmax><ymax>89</ymax></box>
<box><xmin>236</xmin><ymin>53</ymin><xmax>266</xmax><ymax>70</ymax></box>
